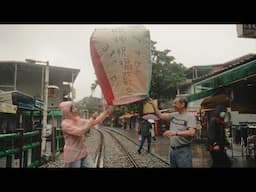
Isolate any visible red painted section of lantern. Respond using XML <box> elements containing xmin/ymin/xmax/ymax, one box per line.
<box><xmin>90</xmin><ymin>35</ymin><xmax>114</xmax><ymax>105</ymax></box>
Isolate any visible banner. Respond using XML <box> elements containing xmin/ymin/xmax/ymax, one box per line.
<box><xmin>90</xmin><ymin>25</ymin><xmax>152</xmax><ymax>105</ymax></box>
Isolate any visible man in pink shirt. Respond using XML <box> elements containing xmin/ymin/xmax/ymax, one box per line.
<box><xmin>59</xmin><ymin>101</ymin><xmax>112</xmax><ymax>168</ymax></box>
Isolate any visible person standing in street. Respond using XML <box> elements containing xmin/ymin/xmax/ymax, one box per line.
<box><xmin>148</xmin><ymin>96</ymin><xmax>196</xmax><ymax>168</ymax></box>
<box><xmin>137</xmin><ymin>117</ymin><xmax>152</xmax><ymax>154</ymax></box>
<box><xmin>207</xmin><ymin>105</ymin><xmax>231</xmax><ymax>168</ymax></box>
<box><xmin>59</xmin><ymin>101</ymin><xmax>112</xmax><ymax>168</ymax></box>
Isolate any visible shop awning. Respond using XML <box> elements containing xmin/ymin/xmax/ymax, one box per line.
<box><xmin>28</xmin><ymin>109</ymin><xmax>62</xmax><ymax>116</ymax></box>
<box><xmin>200</xmin><ymin>94</ymin><xmax>231</xmax><ymax>109</ymax></box>
<box><xmin>187</xmin><ymin>59</ymin><xmax>256</xmax><ymax>103</ymax></box>
<box><xmin>48</xmin><ymin>109</ymin><xmax>62</xmax><ymax>116</ymax></box>
<box><xmin>186</xmin><ymin>89</ymin><xmax>216</xmax><ymax>103</ymax></box>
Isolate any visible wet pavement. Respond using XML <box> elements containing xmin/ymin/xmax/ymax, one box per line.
<box><xmin>112</xmin><ymin>127</ymin><xmax>256</xmax><ymax>168</ymax></box>
<box><xmin>43</xmin><ymin>126</ymin><xmax>256</xmax><ymax>168</ymax></box>
<box><xmin>110</xmin><ymin>127</ymin><xmax>211</xmax><ymax>167</ymax></box>
<box><xmin>226</xmin><ymin>142</ymin><xmax>256</xmax><ymax>168</ymax></box>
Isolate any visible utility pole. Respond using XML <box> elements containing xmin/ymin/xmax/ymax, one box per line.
<box><xmin>41</xmin><ymin>61</ymin><xmax>49</xmax><ymax>156</ymax></box>
<box><xmin>25</xmin><ymin>59</ymin><xmax>50</xmax><ymax>157</ymax></box>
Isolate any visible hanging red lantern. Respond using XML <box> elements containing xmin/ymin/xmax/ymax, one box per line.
<box><xmin>48</xmin><ymin>85</ymin><xmax>59</xmax><ymax>97</ymax></box>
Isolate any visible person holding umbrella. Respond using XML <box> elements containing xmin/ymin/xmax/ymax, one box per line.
<box><xmin>147</xmin><ymin>119</ymin><xmax>157</xmax><ymax>141</ymax></box>
<box><xmin>137</xmin><ymin>115</ymin><xmax>153</xmax><ymax>154</ymax></box>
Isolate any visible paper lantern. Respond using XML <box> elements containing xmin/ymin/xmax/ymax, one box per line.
<box><xmin>90</xmin><ymin>25</ymin><xmax>152</xmax><ymax>105</ymax></box>
<box><xmin>143</xmin><ymin>99</ymin><xmax>158</xmax><ymax>114</ymax></box>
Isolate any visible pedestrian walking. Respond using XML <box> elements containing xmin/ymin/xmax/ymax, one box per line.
<box><xmin>137</xmin><ymin>117</ymin><xmax>152</xmax><ymax>154</ymax></box>
<box><xmin>207</xmin><ymin>105</ymin><xmax>231</xmax><ymax>168</ymax></box>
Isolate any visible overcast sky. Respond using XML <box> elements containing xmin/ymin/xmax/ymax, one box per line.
<box><xmin>0</xmin><ymin>24</ymin><xmax>255</xmax><ymax>101</ymax></box>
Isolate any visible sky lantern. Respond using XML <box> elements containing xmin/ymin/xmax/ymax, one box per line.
<box><xmin>90</xmin><ymin>25</ymin><xmax>152</xmax><ymax>105</ymax></box>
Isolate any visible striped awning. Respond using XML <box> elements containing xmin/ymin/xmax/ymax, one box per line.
<box><xmin>187</xmin><ymin>59</ymin><xmax>256</xmax><ymax>103</ymax></box>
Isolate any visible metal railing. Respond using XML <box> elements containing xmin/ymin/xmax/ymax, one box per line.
<box><xmin>0</xmin><ymin>127</ymin><xmax>64</xmax><ymax>168</ymax></box>
<box><xmin>0</xmin><ymin>129</ymin><xmax>41</xmax><ymax>168</ymax></box>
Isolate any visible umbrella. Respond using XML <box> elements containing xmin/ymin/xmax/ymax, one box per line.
<box><xmin>142</xmin><ymin>114</ymin><xmax>159</xmax><ymax>121</ymax></box>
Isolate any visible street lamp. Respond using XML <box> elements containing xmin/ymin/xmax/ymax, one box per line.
<box><xmin>25</xmin><ymin>59</ymin><xmax>49</xmax><ymax>156</ymax></box>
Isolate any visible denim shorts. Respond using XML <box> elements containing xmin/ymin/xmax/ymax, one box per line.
<box><xmin>65</xmin><ymin>155</ymin><xmax>96</xmax><ymax>168</ymax></box>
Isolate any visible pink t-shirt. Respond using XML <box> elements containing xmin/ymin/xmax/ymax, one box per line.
<box><xmin>61</xmin><ymin>116</ymin><xmax>90</xmax><ymax>163</ymax></box>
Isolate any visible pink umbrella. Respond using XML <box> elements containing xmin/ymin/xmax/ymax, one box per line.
<box><xmin>142</xmin><ymin>114</ymin><xmax>159</xmax><ymax>121</ymax></box>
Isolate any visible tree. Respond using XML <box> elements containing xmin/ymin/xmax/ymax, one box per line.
<box><xmin>150</xmin><ymin>40</ymin><xmax>187</xmax><ymax>103</ymax></box>
<box><xmin>75</xmin><ymin>97</ymin><xmax>102</xmax><ymax>117</ymax></box>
